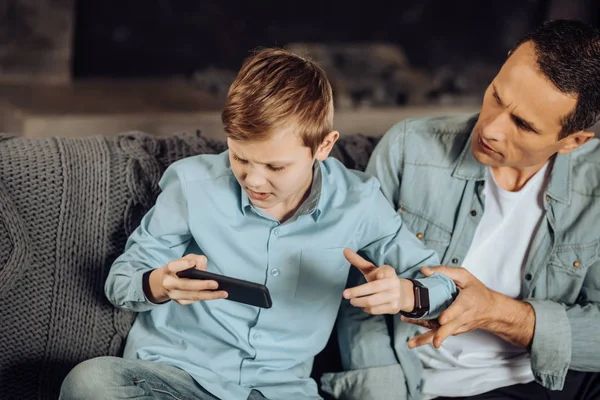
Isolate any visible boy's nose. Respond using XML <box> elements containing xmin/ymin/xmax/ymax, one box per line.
<box><xmin>244</xmin><ymin>170</ymin><xmax>267</xmax><ymax>189</ymax></box>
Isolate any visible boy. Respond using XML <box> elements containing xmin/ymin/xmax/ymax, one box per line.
<box><xmin>60</xmin><ymin>48</ymin><xmax>453</xmax><ymax>400</ymax></box>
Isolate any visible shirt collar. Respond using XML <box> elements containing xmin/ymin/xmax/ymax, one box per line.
<box><xmin>545</xmin><ymin>152</ymin><xmax>571</xmax><ymax>204</ymax></box>
<box><xmin>452</xmin><ymin>134</ymin><xmax>486</xmax><ymax>181</ymax></box>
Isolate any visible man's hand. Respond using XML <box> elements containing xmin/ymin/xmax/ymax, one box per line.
<box><xmin>148</xmin><ymin>254</ymin><xmax>228</xmax><ymax>305</ymax></box>
<box><xmin>402</xmin><ymin>266</ymin><xmax>535</xmax><ymax>349</ymax></box>
<box><xmin>342</xmin><ymin>248</ymin><xmax>415</xmax><ymax>315</ymax></box>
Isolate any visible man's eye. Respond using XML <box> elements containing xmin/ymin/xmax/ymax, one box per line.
<box><xmin>515</xmin><ymin>120</ymin><xmax>532</xmax><ymax>132</ymax></box>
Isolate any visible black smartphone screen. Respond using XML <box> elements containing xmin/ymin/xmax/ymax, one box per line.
<box><xmin>176</xmin><ymin>268</ymin><xmax>273</xmax><ymax>309</ymax></box>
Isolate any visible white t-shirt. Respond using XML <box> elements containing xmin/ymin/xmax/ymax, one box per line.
<box><xmin>417</xmin><ymin>162</ymin><xmax>550</xmax><ymax>399</ymax></box>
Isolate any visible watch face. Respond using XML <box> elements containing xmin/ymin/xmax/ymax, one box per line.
<box><xmin>399</xmin><ymin>280</ymin><xmax>429</xmax><ymax>318</ymax></box>
<box><xmin>415</xmin><ymin>284</ymin><xmax>429</xmax><ymax>313</ymax></box>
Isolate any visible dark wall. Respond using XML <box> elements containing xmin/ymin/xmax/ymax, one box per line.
<box><xmin>73</xmin><ymin>0</ymin><xmax>599</xmax><ymax>78</ymax></box>
<box><xmin>0</xmin><ymin>0</ymin><xmax>74</xmax><ymax>83</ymax></box>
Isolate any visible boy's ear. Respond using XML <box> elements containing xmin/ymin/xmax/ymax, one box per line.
<box><xmin>315</xmin><ymin>131</ymin><xmax>339</xmax><ymax>161</ymax></box>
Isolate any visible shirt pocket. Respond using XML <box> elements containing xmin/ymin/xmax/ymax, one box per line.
<box><xmin>295</xmin><ymin>247</ymin><xmax>350</xmax><ymax>306</ymax></box>
<box><xmin>398</xmin><ymin>207</ymin><xmax>452</xmax><ymax>261</ymax></box>
<box><xmin>546</xmin><ymin>241</ymin><xmax>599</xmax><ymax>304</ymax></box>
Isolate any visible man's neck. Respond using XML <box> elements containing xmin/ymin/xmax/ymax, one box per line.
<box><xmin>491</xmin><ymin>160</ymin><xmax>550</xmax><ymax>192</ymax></box>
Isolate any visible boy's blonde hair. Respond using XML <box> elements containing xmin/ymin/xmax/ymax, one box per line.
<box><xmin>222</xmin><ymin>48</ymin><xmax>334</xmax><ymax>154</ymax></box>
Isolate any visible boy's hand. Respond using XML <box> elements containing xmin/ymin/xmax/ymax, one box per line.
<box><xmin>342</xmin><ymin>249</ymin><xmax>414</xmax><ymax>315</ymax></box>
<box><xmin>148</xmin><ymin>254</ymin><xmax>228</xmax><ymax>305</ymax></box>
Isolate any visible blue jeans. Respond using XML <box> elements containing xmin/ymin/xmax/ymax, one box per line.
<box><xmin>59</xmin><ymin>356</ymin><xmax>268</xmax><ymax>400</ymax></box>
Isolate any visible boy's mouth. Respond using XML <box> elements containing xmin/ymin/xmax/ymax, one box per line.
<box><xmin>247</xmin><ymin>189</ymin><xmax>271</xmax><ymax>201</ymax></box>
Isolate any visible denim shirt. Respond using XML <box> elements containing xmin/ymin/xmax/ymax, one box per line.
<box><xmin>367</xmin><ymin>114</ymin><xmax>600</xmax><ymax>397</ymax></box>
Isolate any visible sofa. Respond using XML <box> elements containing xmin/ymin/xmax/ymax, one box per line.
<box><xmin>0</xmin><ymin>130</ymin><xmax>379</xmax><ymax>400</ymax></box>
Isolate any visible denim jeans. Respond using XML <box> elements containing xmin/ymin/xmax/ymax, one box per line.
<box><xmin>59</xmin><ymin>356</ymin><xmax>268</xmax><ymax>400</ymax></box>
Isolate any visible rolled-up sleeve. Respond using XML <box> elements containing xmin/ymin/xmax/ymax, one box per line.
<box><xmin>525</xmin><ymin>257</ymin><xmax>600</xmax><ymax>390</ymax></box>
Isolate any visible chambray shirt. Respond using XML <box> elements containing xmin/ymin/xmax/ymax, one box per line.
<box><xmin>359</xmin><ymin>114</ymin><xmax>600</xmax><ymax>399</ymax></box>
<box><xmin>105</xmin><ymin>151</ymin><xmax>453</xmax><ymax>400</ymax></box>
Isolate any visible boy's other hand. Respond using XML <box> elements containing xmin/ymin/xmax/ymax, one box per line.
<box><xmin>341</xmin><ymin>248</ymin><xmax>414</xmax><ymax>315</ymax></box>
<box><xmin>148</xmin><ymin>254</ymin><xmax>228</xmax><ymax>305</ymax></box>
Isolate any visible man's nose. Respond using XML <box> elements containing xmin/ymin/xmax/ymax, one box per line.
<box><xmin>481</xmin><ymin>111</ymin><xmax>512</xmax><ymax>142</ymax></box>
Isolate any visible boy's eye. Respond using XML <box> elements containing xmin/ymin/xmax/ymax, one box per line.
<box><xmin>233</xmin><ymin>155</ymin><xmax>248</xmax><ymax>164</ymax></box>
<box><xmin>268</xmin><ymin>165</ymin><xmax>285</xmax><ymax>172</ymax></box>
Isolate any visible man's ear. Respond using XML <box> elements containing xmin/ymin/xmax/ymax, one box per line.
<box><xmin>557</xmin><ymin>131</ymin><xmax>595</xmax><ymax>155</ymax></box>
<box><xmin>315</xmin><ymin>131</ymin><xmax>339</xmax><ymax>161</ymax></box>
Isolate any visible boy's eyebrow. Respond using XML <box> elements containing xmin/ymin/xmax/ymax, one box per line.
<box><xmin>230</xmin><ymin>151</ymin><xmax>291</xmax><ymax>165</ymax></box>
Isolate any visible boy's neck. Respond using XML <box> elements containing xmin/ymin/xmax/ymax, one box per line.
<box><xmin>264</xmin><ymin>173</ymin><xmax>314</xmax><ymax>223</ymax></box>
<box><xmin>277</xmin><ymin>185</ymin><xmax>312</xmax><ymax>223</ymax></box>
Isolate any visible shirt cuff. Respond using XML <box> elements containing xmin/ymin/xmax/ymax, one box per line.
<box><xmin>142</xmin><ymin>270</ymin><xmax>170</xmax><ymax>305</ymax></box>
<box><xmin>415</xmin><ymin>273</ymin><xmax>457</xmax><ymax>320</ymax></box>
<box><xmin>123</xmin><ymin>269</ymin><xmax>169</xmax><ymax>311</ymax></box>
<box><xmin>525</xmin><ymin>298</ymin><xmax>571</xmax><ymax>390</ymax></box>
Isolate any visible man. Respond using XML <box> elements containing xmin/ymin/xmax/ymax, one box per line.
<box><xmin>328</xmin><ymin>19</ymin><xmax>600</xmax><ymax>400</ymax></box>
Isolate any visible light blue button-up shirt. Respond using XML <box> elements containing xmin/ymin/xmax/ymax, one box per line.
<box><xmin>105</xmin><ymin>151</ymin><xmax>453</xmax><ymax>400</ymax></box>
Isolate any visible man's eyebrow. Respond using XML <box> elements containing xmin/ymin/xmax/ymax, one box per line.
<box><xmin>492</xmin><ymin>84</ymin><xmax>504</xmax><ymax>105</ymax></box>
<box><xmin>492</xmin><ymin>84</ymin><xmax>541</xmax><ymax>134</ymax></box>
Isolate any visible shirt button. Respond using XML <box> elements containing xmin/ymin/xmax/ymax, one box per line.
<box><xmin>525</xmin><ymin>273</ymin><xmax>532</xmax><ymax>281</ymax></box>
<box><xmin>470</xmin><ymin>210</ymin><xmax>477</xmax><ymax>216</ymax></box>
<box><xmin>253</xmin><ymin>332</ymin><xmax>260</xmax><ymax>340</ymax></box>
<box><xmin>451</xmin><ymin>258</ymin><xmax>459</xmax><ymax>264</ymax></box>
<box><xmin>573</xmin><ymin>261</ymin><xmax>581</xmax><ymax>268</ymax></box>
<box><xmin>545</xmin><ymin>195</ymin><xmax>550</xmax><ymax>201</ymax></box>
<box><xmin>273</xmin><ymin>229</ymin><xmax>280</xmax><ymax>236</ymax></box>
<box><xmin>416</xmin><ymin>232</ymin><xmax>424</xmax><ymax>240</ymax></box>
<box><xmin>271</xmin><ymin>268</ymin><xmax>280</xmax><ymax>276</ymax></box>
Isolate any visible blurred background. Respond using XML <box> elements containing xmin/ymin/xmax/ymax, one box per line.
<box><xmin>0</xmin><ymin>0</ymin><xmax>598</xmax><ymax>139</ymax></box>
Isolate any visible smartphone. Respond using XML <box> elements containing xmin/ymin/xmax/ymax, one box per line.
<box><xmin>176</xmin><ymin>268</ymin><xmax>272</xmax><ymax>309</ymax></box>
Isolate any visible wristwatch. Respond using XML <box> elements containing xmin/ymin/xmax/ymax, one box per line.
<box><xmin>399</xmin><ymin>279</ymin><xmax>430</xmax><ymax>318</ymax></box>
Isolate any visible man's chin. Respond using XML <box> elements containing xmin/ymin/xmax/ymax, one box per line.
<box><xmin>472</xmin><ymin>148</ymin><xmax>492</xmax><ymax>165</ymax></box>
<box><xmin>471</xmin><ymin>142</ymin><xmax>501</xmax><ymax>167</ymax></box>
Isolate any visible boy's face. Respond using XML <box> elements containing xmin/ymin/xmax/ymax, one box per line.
<box><xmin>227</xmin><ymin>127</ymin><xmax>338</xmax><ymax>220</ymax></box>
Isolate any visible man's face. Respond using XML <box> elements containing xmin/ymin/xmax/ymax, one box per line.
<box><xmin>227</xmin><ymin>127</ymin><xmax>337</xmax><ymax>218</ymax></box>
<box><xmin>472</xmin><ymin>41</ymin><xmax>589</xmax><ymax>169</ymax></box>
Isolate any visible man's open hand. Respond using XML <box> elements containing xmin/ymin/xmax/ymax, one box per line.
<box><xmin>402</xmin><ymin>266</ymin><xmax>534</xmax><ymax>349</ymax></box>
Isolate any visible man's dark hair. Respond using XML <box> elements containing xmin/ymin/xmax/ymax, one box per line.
<box><xmin>512</xmin><ymin>19</ymin><xmax>600</xmax><ymax>138</ymax></box>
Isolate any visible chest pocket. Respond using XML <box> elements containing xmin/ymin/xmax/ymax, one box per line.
<box><xmin>398</xmin><ymin>207</ymin><xmax>452</xmax><ymax>261</ymax></box>
<box><xmin>546</xmin><ymin>240</ymin><xmax>599</xmax><ymax>304</ymax></box>
<box><xmin>295</xmin><ymin>247</ymin><xmax>350</xmax><ymax>304</ymax></box>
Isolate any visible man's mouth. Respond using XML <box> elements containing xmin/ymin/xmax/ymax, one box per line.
<box><xmin>478</xmin><ymin>136</ymin><xmax>501</xmax><ymax>156</ymax></box>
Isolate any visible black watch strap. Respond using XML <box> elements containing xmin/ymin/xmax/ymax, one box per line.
<box><xmin>399</xmin><ymin>278</ymin><xmax>430</xmax><ymax>318</ymax></box>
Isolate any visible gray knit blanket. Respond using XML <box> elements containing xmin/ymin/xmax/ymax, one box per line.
<box><xmin>0</xmin><ymin>131</ymin><xmax>379</xmax><ymax>400</ymax></box>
